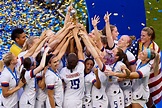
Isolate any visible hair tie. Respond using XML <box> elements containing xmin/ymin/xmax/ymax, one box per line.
<box><xmin>23</xmin><ymin>68</ymin><xmax>27</xmax><ymax>71</ymax></box>
<box><xmin>146</xmin><ymin>48</ymin><xmax>151</xmax><ymax>59</ymax></box>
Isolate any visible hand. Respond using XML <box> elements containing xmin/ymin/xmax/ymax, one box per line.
<box><xmin>104</xmin><ymin>69</ymin><xmax>115</xmax><ymax>76</ymax></box>
<box><xmin>77</xmin><ymin>23</ymin><xmax>87</xmax><ymax>32</ymax></box>
<box><xmin>67</xmin><ymin>35</ymin><xmax>74</xmax><ymax>40</ymax></box>
<box><xmin>43</xmin><ymin>66</ymin><xmax>49</xmax><ymax>75</ymax></box>
<box><xmin>104</xmin><ymin>11</ymin><xmax>111</xmax><ymax>23</ymax></box>
<box><xmin>67</xmin><ymin>5</ymin><xmax>73</xmax><ymax>13</ymax></box>
<box><xmin>40</xmin><ymin>30</ymin><xmax>47</xmax><ymax>40</ymax></box>
<box><xmin>67</xmin><ymin>22</ymin><xmax>75</xmax><ymax>30</ymax></box>
<box><xmin>91</xmin><ymin>15</ymin><xmax>100</xmax><ymax>27</ymax></box>
<box><xmin>78</xmin><ymin>30</ymin><xmax>86</xmax><ymax>36</ymax></box>
<box><xmin>92</xmin><ymin>67</ymin><xmax>98</xmax><ymax>75</ymax></box>
<box><xmin>18</xmin><ymin>79</ymin><xmax>25</xmax><ymax>88</ymax></box>
<box><xmin>44</xmin><ymin>46</ymin><xmax>50</xmax><ymax>54</ymax></box>
<box><xmin>46</xmin><ymin>30</ymin><xmax>55</xmax><ymax>37</ymax></box>
<box><xmin>121</xmin><ymin>65</ymin><xmax>127</xmax><ymax>70</ymax></box>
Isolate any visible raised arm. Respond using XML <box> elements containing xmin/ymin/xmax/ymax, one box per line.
<box><xmin>104</xmin><ymin>12</ymin><xmax>114</xmax><ymax>48</ymax></box>
<box><xmin>33</xmin><ymin>47</ymin><xmax>50</xmax><ymax>75</ymax></box>
<box><xmin>93</xmin><ymin>68</ymin><xmax>101</xmax><ymax>89</ymax></box>
<box><xmin>64</xmin><ymin>5</ymin><xmax>73</xmax><ymax>25</ymax></box>
<box><xmin>23</xmin><ymin>30</ymin><xmax>47</xmax><ymax>58</ymax></box>
<box><xmin>91</xmin><ymin>15</ymin><xmax>103</xmax><ymax>50</ymax></box>
<box><xmin>53</xmin><ymin>32</ymin><xmax>72</xmax><ymax>55</ymax></box>
<box><xmin>49</xmin><ymin>22</ymin><xmax>74</xmax><ymax>47</ymax></box>
<box><xmin>79</xmin><ymin>30</ymin><xmax>103</xmax><ymax>71</ymax></box>
<box><xmin>73</xmin><ymin>27</ymin><xmax>84</xmax><ymax>60</ymax></box>
<box><xmin>56</xmin><ymin>36</ymin><xmax>73</xmax><ymax>60</ymax></box>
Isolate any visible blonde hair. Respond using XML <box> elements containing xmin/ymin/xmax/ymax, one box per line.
<box><xmin>3</xmin><ymin>52</ymin><xmax>14</xmax><ymax>66</ymax></box>
<box><xmin>0</xmin><ymin>60</ymin><xmax>4</xmax><ymax>72</ymax></box>
<box><xmin>22</xmin><ymin>36</ymin><xmax>39</xmax><ymax>52</ymax></box>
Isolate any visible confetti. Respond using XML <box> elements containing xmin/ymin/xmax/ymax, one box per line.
<box><xmin>153</xmin><ymin>18</ymin><xmax>158</xmax><ymax>20</ymax></box>
<box><xmin>0</xmin><ymin>0</ymin><xmax>87</xmax><ymax>60</ymax></box>
<box><xmin>113</xmin><ymin>13</ymin><xmax>118</xmax><ymax>16</ymax></box>
<box><xmin>158</xmin><ymin>10</ymin><xmax>162</xmax><ymax>13</ymax></box>
<box><xmin>141</xmin><ymin>23</ymin><xmax>145</xmax><ymax>26</ymax></box>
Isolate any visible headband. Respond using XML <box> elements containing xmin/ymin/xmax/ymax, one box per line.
<box><xmin>146</xmin><ymin>49</ymin><xmax>151</xmax><ymax>59</ymax></box>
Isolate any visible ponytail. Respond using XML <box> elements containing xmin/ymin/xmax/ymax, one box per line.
<box><xmin>20</xmin><ymin>68</ymin><xmax>26</xmax><ymax>83</ymax></box>
<box><xmin>151</xmin><ymin>52</ymin><xmax>160</xmax><ymax>76</ymax></box>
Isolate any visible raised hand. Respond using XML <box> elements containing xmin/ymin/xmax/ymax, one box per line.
<box><xmin>91</xmin><ymin>15</ymin><xmax>100</xmax><ymax>27</ymax></box>
<box><xmin>18</xmin><ymin>79</ymin><xmax>25</xmax><ymax>87</ymax></box>
<box><xmin>104</xmin><ymin>11</ymin><xmax>112</xmax><ymax>23</ymax></box>
<box><xmin>93</xmin><ymin>67</ymin><xmax>98</xmax><ymax>75</ymax></box>
<box><xmin>67</xmin><ymin>5</ymin><xmax>73</xmax><ymax>13</ymax></box>
<box><xmin>40</xmin><ymin>30</ymin><xmax>47</xmax><ymax>40</ymax></box>
<box><xmin>65</xmin><ymin>22</ymin><xmax>75</xmax><ymax>30</ymax></box>
<box><xmin>44</xmin><ymin>46</ymin><xmax>50</xmax><ymax>54</ymax></box>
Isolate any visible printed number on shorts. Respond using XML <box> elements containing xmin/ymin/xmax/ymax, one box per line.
<box><xmin>114</xmin><ymin>101</ymin><xmax>118</xmax><ymax>108</ymax></box>
<box><xmin>70</xmin><ymin>78</ymin><xmax>80</xmax><ymax>89</ymax></box>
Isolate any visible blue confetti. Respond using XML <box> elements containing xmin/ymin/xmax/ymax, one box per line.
<box><xmin>158</xmin><ymin>10</ymin><xmax>162</xmax><ymax>13</ymax></box>
<box><xmin>153</xmin><ymin>18</ymin><xmax>158</xmax><ymax>20</ymax></box>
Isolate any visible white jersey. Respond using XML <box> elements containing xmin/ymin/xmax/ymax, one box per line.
<box><xmin>45</xmin><ymin>68</ymin><xmax>63</xmax><ymax>108</ymax></box>
<box><xmin>35</xmin><ymin>71</ymin><xmax>47</xmax><ymax>101</ymax></box>
<box><xmin>106</xmin><ymin>61</ymin><xmax>125</xmax><ymax>108</ymax></box>
<box><xmin>18</xmin><ymin>50</ymin><xmax>28</xmax><ymax>58</ymax></box>
<box><xmin>83</xmin><ymin>71</ymin><xmax>96</xmax><ymax>107</ymax></box>
<box><xmin>19</xmin><ymin>70</ymin><xmax>36</xmax><ymax>107</ymax></box>
<box><xmin>119</xmin><ymin>50</ymin><xmax>135</xmax><ymax>107</ymax></box>
<box><xmin>0</xmin><ymin>67</ymin><xmax>18</xmax><ymax>108</ymax></box>
<box><xmin>59</xmin><ymin>60</ymin><xmax>85</xmax><ymax>100</ymax></box>
<box><xmin>132</xmin><ymin>60</ymin><xmax>151</xmax><ymax>100</ymax></box>
<box><xmin>125</xmin><ymin>50</ymin><xmax>136</xmax><ymax>65</ymax></box>
<box><xmin>91</xmin><ymin>67</ymin><xmax>108</xmax><ymax>108</ymax></box>
<box><xmin>35</xmin><ymin>71</ymin><xmax>47</xmax><ymax>108</ymax></box>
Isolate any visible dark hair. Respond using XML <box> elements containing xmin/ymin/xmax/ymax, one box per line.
<box><xmin>85</xmin><ymin>58</ymin><xmax>95</xmax><ymax>66</ymax></box>
<box><xmin>36</xmin><ymin>52</ymin><xmax>54</xmax><ymax>67</ymax></box>
<box><xmin>11</xmin><ymin>28</ymin><xmax>24</xmax><ymax>41</ymax></box>
<box><xmin>101</xmin><ymin>36</ymin><xmax>107</xmax><ymax>44</ymax></box>
<box><xmin>101</xmin><ymin>25</ymin><xmax>116</xmax><ymax>35</ymax></box>
<box><xmin>20</xmin><ymin>57</ymin><xmax>32</xmax><ymax>83</ymax></box>
<box><xmin>142</xmin><ymin>26</ymin><xmax>155</xmax><ymax>40</ymax></box>
<box><xmin>116</xmin><ymin>47</ymin><xmax>130</xmax><ymax>68</ymax></box>
<box><xmin>67</xmin><ymin>53</ymin><xmax>78</xmax><ymax>72</ymax></box>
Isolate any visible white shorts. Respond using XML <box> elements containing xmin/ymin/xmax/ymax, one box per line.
<box><xmin>19</xmin><ymin>103</ymin><xmax>34</xmax><ymax>108</ymax></box>
<box><xmin>92</xmin><ymin>95</ymin><xmax>108</xmax><ymax>108</ymax></box>
<box><xmin>122</xmin><ymin>87</ymin><xmax>132</xmax><ymax>107</ymax></box>
<box><xmin>82</xmin><ymin>98</ymin><xmax>92</xmax><ymax>108</ymax></box>
<box><xmin>0</xmin><ymin>102</ymin><xmax>18</xmax><ymax>108</ymax></box>
<box><xmin>35</xmin><ymin>99</ymin><xmax>46</xmax><ymax>108</ymax></box>
<box><xmin>132</xmin><ymin>99</ymin><xmax>147</xmax><ymax>107</ymax></box>
<box><xmin>107</xmin><ymin>88</ymin><xmax>124</xmax><ymax>108</ymax></box>
<box><xmin>63</xmin><ymin>99</ymin><xmax>82</xmax><ymax>108</ymax></box>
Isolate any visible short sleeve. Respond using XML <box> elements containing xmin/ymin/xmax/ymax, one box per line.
<box><xmin>126</xmin><ymin>51</ymin><xmax>136</xmax><ymax>65</ymax></box>
<box><xmin>45</xmin><ymin>73</ymin><xmax>55</xmax><ymax>90</ymax></box>
<box><xmin>137</xmin><ymin>64</ymin><xmax>151</xmax><ymax>79</ymax></box>
<box><xmin>25</xmin><ymin>70</ymin><xmax>35</xmax><ymax>80</ymax></box>
<box><xmin>1</xmin><ymin>73</ymin><xmax>10</xmax><ymax>87</ymax></box>
<box><xmin>36</xmin><ymin>71</ymin><xmax>43</xmax><ymax>82</ymax></box>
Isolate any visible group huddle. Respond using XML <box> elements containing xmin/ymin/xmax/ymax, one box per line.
<box><xmin>0</xmin><ymin>6</ymin><xmax>161</xmax><ymax>108</ymax></box>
